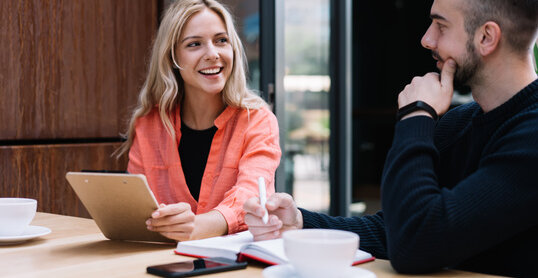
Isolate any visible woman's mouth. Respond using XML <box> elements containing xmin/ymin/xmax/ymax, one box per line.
<box><xmin>199</xmin><ymin>67</ymin><xmax>223</xmax><ymax>75</ymax></box>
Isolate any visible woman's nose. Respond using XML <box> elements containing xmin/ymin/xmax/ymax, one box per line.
<box><xmin>204</xmin><ymin>43</ymin><xmax>220</xmax><ymax>60</ymax></box>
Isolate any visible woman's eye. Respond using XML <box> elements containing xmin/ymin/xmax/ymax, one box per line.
<box><xmin>187</xmin><ymin>42</ymin><xmax>200</xmax><ymax>47</ymax></box>
<box><xmin>216</xmin><ymin>38</ymin><xmax>228</xmax><ymax>44</ymax></box>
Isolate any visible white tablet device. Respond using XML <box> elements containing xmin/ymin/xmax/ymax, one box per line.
<box><xmin>65</xmin><ymin>172</ymin><xmax>175</xmax><ymax>243</ymax></box>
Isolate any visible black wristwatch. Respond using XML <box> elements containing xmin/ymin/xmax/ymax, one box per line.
<box><xmin>396</xmin><ymin>101</ymin><xmax>439</xmax><ymax>121</ymax></box>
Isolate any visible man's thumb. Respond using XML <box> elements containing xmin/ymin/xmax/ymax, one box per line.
<box><xmin>441</xmin><ymin>59</ymin><xmax>456</xmax><ymax>90</ymax></box>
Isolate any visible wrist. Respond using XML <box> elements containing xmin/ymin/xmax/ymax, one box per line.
<box><xmin>400</xmin><ymin>110</ymin><xmax>430</xmax><ymax>120</ymax></box>
<box><xmin>295</xmin><ymin>208</ymin><xmax>304</xmax><ymax>229</ymax></box>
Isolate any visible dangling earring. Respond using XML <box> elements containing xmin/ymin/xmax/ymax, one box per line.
<box><xmin>170</xmin><ymin>49</ymin><xmax>183</xmax><ymax>70</ymax></box>
<box><xmin>172</xmin><ymin>57</ymin><xmax>183</xmax><ymax>70</ymax></box>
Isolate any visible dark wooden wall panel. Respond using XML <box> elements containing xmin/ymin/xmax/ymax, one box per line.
<box><xmin>0</xmin><ymin>143</ymin><xmax>128</xmax><ymax>218</ymax></box>
<box><xmin>0</xmin><ymin>0</ymin><xmax>157</xmax><ymax>140</ymax></box>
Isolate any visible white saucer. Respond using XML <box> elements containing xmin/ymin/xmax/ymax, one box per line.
<box><xmin>0</xmin><ymin>225</ymin><xmax>51</xmax><ymax>245</ymax></box>
<box><xmin>263</xmin><ymin>264</ymin><xmax>376</xmax><ymax>278</ymax></box>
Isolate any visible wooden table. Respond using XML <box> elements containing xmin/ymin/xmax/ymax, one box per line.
<box><xmin>0</xmin><ymin>213</ymin><xmax>498</xmax><ymax>277</ymax></box>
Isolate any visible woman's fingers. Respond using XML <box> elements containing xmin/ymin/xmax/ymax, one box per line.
<box><xmin>146</xmin><ymin>203</ymin><xmax>195</xmax><ymax>240</ymax></box>
<box><xmin>253</xmin><ymin>230</ymin><xmax>282</xmax><ymax>241</ymax></box>
<box><xmin>150</xmin><ymin>211</ymin><xmax>195</xmax><ymax>226</ymax></box>
<box><xmin>245</xmin><ymin>215</ymin><xmax>282</xmax><ymax>234</ymax></box>
<box><xmin>243</xmin><ymin>197</ymin><xmax>265</xmax><ymax>217</ymax></box>
<box><xmin>160</xmin><ymin>231</ymin><xmax>193</xmax><ymax>242</ymax></box>
<box><xmin>152</xmin><ymin>202</ymin><xmax>191</xmax><ymax>218</ymax></box>
<box><xmin>148</xmin><ymin>221</ymin><xmax>195</xmax><ymax>233</ymax></box>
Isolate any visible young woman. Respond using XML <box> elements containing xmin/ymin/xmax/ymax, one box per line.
<box><xmin>116</xmin><ymin>0</ymin><xmax>281</xmax><ymax>241</ymax></box>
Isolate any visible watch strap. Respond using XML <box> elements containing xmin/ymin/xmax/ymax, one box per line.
<box><xmin>396</xmin><ymin>101</ymin><xmax>439</xmax><ymax>121</ymax></box>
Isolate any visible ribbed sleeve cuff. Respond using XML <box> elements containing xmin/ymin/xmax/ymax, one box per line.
<box><xmin>395</xmin><ymin>116</ymin><xmax>436</xmax><ymax>141</ymax></box>
<box><xmin>299</xmin><ymin>207</ymin><xmax>320</xmax><ymax>229</ymax></box>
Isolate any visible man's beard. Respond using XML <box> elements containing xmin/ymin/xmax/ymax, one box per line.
<box><xmin>432</xmin><ymin>39</ymin><xmax>481</xmax><ymax>93</ymax></box>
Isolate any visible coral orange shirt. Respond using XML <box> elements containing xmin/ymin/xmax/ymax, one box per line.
<box><xmin>127</xmin><ymin>105</ymin><xmax>281</xmax><ymax>234</ymax></box>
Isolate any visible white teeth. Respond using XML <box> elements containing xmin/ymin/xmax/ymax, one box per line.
<box><xmin>200</xmin><ymin>68</ymin><xmax>221</xmax><ymax>74</ymax></box>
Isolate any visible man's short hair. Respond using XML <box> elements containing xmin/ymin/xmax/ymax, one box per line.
<box><xmin>462</xmin><ymin>0</ymin><xmax>538</xmax><ymax>54</ymax></box>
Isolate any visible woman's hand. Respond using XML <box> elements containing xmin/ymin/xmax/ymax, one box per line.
<box><xmin>243</xmin><ymin>193</ymin><xmax>303</xmax><ymax>241</ymax></box>
<box><xmin>146</xmin><ymin>202</ymin><xmax>195</xmax><ymax>241</ymax></box>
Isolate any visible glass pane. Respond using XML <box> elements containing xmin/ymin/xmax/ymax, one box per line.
<box><xmin>282</xmin><ymin>0</ymin><xmax>330</xmax><ymax>213</ymax></box>
<box><xmin>220</xmin><ymin>0</ymin><xmax>260</xmax><ymax>91</ymax></box>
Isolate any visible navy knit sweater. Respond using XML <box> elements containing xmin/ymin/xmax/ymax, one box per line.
<box><xmin>300</xmin><ymin>79</ymin><xmax>538</xmax><ymax>277</ymax></box>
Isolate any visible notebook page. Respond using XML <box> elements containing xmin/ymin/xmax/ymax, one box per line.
<box><xmin>240</xmin><ymin>238</ymin><xmax>373</xmax><ymax>265</ymax></box>
<box><xmin>240</xmin><ymin>238</ymin><xmax>287</xmax><ymax>264</ymax></box>
<box><xmin>176</xmin><ymin>231</ymin><xmax>254</xmax><ymax>260</ymax></box>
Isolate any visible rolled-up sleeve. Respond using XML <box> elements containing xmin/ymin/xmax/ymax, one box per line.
<box><xmin>214</xmin><ymin>108</ymin><xmax>281</xmax><ymax>234</ymax></box>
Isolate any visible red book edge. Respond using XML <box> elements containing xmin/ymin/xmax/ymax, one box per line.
<box><xmin>175</xmin><ymin>250</ymin><xmax>375</xmax><ymax>266</ymax></box>
<box><xmin>352</xmin><ymin>256</ymin><xmax>376</xmax><ymax>266</ymax></box>
<box><xmin>174</xmin><ymin>250</ymin><xmax>210</xmax><ymax>259</ymax></box>
<box><xmin>237</xmin><ymin>253</ymin><xmax>279</xmax><ymax>265</ymax></box>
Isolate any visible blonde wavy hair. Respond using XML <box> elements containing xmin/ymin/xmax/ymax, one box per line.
<box><xmin>116</xmin><ymin>0</ymin><xmax>266</xmax><ymax>157</ymax></box>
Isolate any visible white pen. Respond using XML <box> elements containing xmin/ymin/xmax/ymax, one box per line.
<box><xmin>257</xmin><ymin>176</ymin><xmax>269</xmax><ymax>224</ymax></box>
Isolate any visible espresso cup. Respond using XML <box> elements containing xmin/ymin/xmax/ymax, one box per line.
<box><xmin>283</xmin><ymin>229</ymin><xmax>359</xmax><ymax>278</ymax></box>
<box><xmin>0</xmin><ymin>198</ymin><xmax>37</xmax><ymax>237</ymax></box>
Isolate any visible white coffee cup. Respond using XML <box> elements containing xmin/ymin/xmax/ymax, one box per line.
<box><xmin>0</xmin><ymin>198</ymin><xmax>37</xmax><ymax>237</ymax></box>
<box><xmin>283</xmin><ymin>229</ymin><xmax>359</xmax><ymax>278</ymax></box>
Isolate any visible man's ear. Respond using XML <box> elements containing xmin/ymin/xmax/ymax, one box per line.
<box><xmin>475</xmin><ymin>21</ymin><xmax>501</xmax><ymax>56</ymax></box>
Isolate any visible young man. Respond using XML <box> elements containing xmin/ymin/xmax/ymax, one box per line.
<box><xmin>243</xmin><ymin>0</ymin><xmax>538</xmax><ymax>276</ymax></box>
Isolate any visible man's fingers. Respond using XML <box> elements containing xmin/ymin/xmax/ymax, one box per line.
<box><xmin>441</xmin><ymin>59</ymin><xmax>456</xmax><ymax>92</ymax></box>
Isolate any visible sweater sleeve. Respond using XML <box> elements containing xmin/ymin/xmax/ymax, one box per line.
<box><xmin>300</xmin><ymin>208</ymin><xmax>388</xmax><ymax>258</ymax></box>
<box><xmin>381</xmin><ymin>115</ymin><xmax>538</xmax><ymax>273</ymax></box>
<box><xmin>214</xmin><ymin>108</ymin><xmax>282</xmax><ymax>234</ymax></box>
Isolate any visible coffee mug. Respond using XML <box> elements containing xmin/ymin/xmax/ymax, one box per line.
<box><xmin>283</xmin><ymin>229</ymin><xmax>359</xmax><ymax>278</ymax></box>
<box><xmin>0</xmin><ymin>198</ymin><xmax>37</xmax><ymax>237</ymax></box>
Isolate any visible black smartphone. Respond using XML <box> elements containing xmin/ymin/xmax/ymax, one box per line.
<box><xmin>146</xmin><ymin>257</ymin><xmax>248</xmax><ymax>277</ymax></box>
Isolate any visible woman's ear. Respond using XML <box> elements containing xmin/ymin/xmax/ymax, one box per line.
<box><xmin>476</xmin><ymin>21</ymin><xmax>501</xmax><ymax>56</ymax></box>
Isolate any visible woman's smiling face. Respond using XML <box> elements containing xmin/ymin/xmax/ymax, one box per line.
<box><xmin>175</xmin><ymin>8</ymin><xmax>233</xmax><ymax>97</ymax></box>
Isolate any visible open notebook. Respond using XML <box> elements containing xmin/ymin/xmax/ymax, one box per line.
<box><xmin>175</xmin><ymin>231</ymin><xmax>374</xmax><ymax>265</ymax></box>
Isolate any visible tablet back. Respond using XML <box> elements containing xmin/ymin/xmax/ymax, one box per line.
<box><xmin>65</xmin><ymin>172</ymin><xmax>174</xmax><ymax>243</ymax></box>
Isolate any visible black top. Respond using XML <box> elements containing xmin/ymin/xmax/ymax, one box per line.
<box><xmin>179</xmin><ymin>121</ymin><xmax>218</xmax><ymax>201</ymax></box>
<box><xmin>301</xmin><ymin>79</ymin><xmax>538</xmax><ymax>277</ymax></box>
